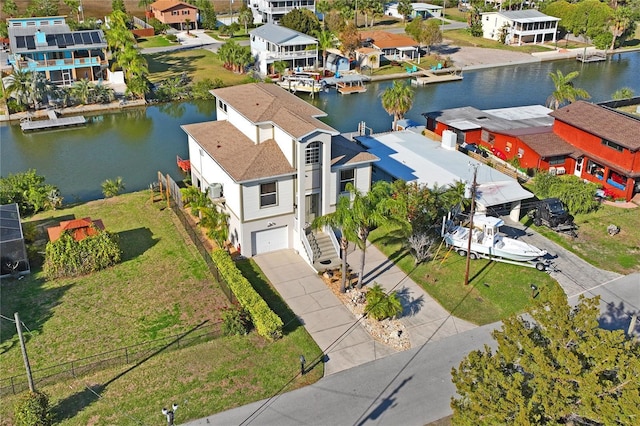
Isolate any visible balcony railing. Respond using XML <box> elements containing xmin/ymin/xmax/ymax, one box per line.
<box><xmin>263</xmin><ymin>5</ymin><xmax>315</xmax><ymax>14</ymax></box>
<box><xmin>265</xmin><ymin>49</ymin><xmax>318</xmax><ymax>60</ymax></box>
<box><xmin>11</xmin><ymin>56</ymin><xmax>106</xmax><ymax>70</ymax></box>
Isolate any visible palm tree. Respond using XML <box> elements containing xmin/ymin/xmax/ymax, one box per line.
<box><xmin>315</xmin><ymin>29</ymin><xmax>335</xmax><ymax>74</ymax></box>
<box><xmin>612</xmin><ymin>87</ymin><xmax>634</xmax><ymax>100</ymax></box>
<box><xmin>316</xmin><ymin>0</ymin><xmax>331</xmax><ymax>29</ymax></box>
<box><xmin>102</xmin><ymin>177</ymin><xmax>125</xmax><ymax>198</ymax></box>
<box><xmin>199</xmin><ymin>206</ymin><xmax>230</xmax><ymax>247</ymax></box>
<box><xmin>184</xmin><ymin>18</ymin><xmax>191</xmax><ymax>34</ymax></box>
<box><xmin>71</xmin><ymin>79</ymin><xmax>92</xmax><ymax>104</ymax></box>
<box><xmin>381</xmin><ymin>81</ymin><xmax>415</xmax><ymax>131</ymax></box>
<box><xmin>238</xmin><ymin>6</ymin><xmax>254</xmax><ymax>34</ymax></box>
<box><xmin>547</xmin><ymin>70</ymin><xmax>590</xmax><ymax>110</ymax></box>
<box><xmin>4</xmin><ymin>69</ymin><xmax>34</xmax><ymax>110</ymax></box>
<box><xmin>609</xmin><ymin>6</ymin><xmax>632</xmax><ymax>51</ymax></box>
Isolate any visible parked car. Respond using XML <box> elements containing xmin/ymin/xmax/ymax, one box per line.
<box><xmin>459</xmin><ymin>142</ymin><xmax>488</xmax><ymax>158</ymax></box>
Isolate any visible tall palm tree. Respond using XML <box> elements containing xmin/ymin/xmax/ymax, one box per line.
<box><xmin>71</xmin><ymin>79</ymin><xmax>92</xmax><ymax>104</ymax></box>
<box><xmin>547</xmin><ymin>70</ymin><xmax>590</xmax><ymax>110</ymax></box>
<box><xmin>381</xmin><ymin>80</ymin><xmax>415</xmax><ymax>131</ymax></box>
<box><xmin>4</xmin><ymin>69</ymin><xmax>34</xmax><ymax>110</ymax></box>
<box><xmin>316</xmin><ymin>0</ymin><xmax>331</xmax><ymax>29</ymax></box>
<box><xmin>315</xmin><ymin>29</ymin><xmax>335</xmax><ymax>74</ymax></box>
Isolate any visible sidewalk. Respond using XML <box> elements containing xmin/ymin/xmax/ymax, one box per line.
<box><xmin>253</xmin><ymin>244</ymin><xmax>476</xmax><ymax>376</ymax></box>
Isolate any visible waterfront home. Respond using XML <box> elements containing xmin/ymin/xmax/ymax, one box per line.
<box><xmin>6</xmin><ymin>16</ymin><xmax>108</xmax><ymax>85</ymax></box>
<box><xmin>359</xmin><ymin>30</ymin><xmax>420</xmax><ymax>61</ymax></box>
<box><xmin>385</xmin><ymin>2</ymin><xmax>443</xmax><ymax>20</ymax></box>
<box><xmin>481</xmin><ymin>9</ymin><xmax>560</xmax><ymax>45</ymax></box>
<box><xmin>250</xmin><ymin>24</ymin><xmax>318</xmax><ymax>75</ymax></box>
<box><xmin>248</xmin><ymin>0</ymin><xmax>316</xmax><ymax>24</ymax></box>
<box><xmin>181</xmin><ymin>83</ymin><xmax>378</xmax><ymax>264</ymax></box>
<box><xmin>149</xmin><ymin>0</ymin><xmax>199</xmax><ymax>31</ymax></box>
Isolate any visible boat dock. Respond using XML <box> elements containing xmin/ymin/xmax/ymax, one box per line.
<box><xmin>576</xmin><ymin>50</ymin><xmax>607</xmax><ymax>63</ymax></box>
<box><xmin>323</xmin><ymin>74</ymin><xmax>371</xmax><ymax>94</ymax></box>
<box><xmin>412</xmin><ymin>68</ymin><xmax>463</xmax><ymax>86</ymax></box>
<box><xmin>20</xmin><ymin>110</ymin><xmax>86</xmax><ymax>132</ymax></box>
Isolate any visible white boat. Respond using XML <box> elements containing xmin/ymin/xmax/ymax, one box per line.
<box><xmin>443</xmin><ymin>214</ymin><xmax>548</xmax><ymax>266</ymax></box>
<box><xmin>276</xmin><ymin>72</ymin><xmax>323</xmax><ymax>94</ymax></box>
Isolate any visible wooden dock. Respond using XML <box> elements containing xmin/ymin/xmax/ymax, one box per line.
<box><xmin>337</xmin><ymin>80</ymin><xmax>366</xmax><ymax>94</ymax></box>
<box><xmin>576</xmin><ymin>50</ymin><xmax>607</xmax><ymax>63</ymax></box>
<box><xmin>20</xmin><ymin>111</ymin><xmax>86</xmax><ymax>132</ymax></box>
<box><xmin>412</xmin><ymin>69</ymin><xmax>463</xmax><ymax>86</ymax></box>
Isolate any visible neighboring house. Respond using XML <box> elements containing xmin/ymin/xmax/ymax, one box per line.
<box><xmin>385</xmin><ymin>2</ymin><xmax>443</xmax><ymax>20</ymax></box>
<box><xmin>250</xmin><ymin>23</ymin><xmax>318</xmax><ymax>75</ymax></box>
<box><xmin>359</xmin><ymin>30</ymin><xmax>420</xmax><ymax>61</ymax></box>
<box><xmin>481</xmin><ymin>10</ymin><xmax>560</xmax><ymax>45</ymax></box>
<box><xmin>181</xmin><ymin>83</ymin><xmax>378</xmax><ymax>266</ymax></box>
<box><xmin>248</xmin><ymin>0</ymin><xmax>316</xmax><ymax>24</ymax></box>
<box><xmin>47</xmin><ymin>217</ymin><xmax>106</xmax><ymax>242</ymax></box>
<box><xmin>0</xmin><ymin>203</ymin><xmax>30</xmax><ymax>278</ymax></box>
<box><xmin>356</xmin><ymin>130</ymin><xmax>533</xmax><ymax>220</ymax></box>
<box><xmin>355</xmin><ymin>47</ymin><xmax>380</xmax><ymax>69</ymax></box>
<box><xmin>6</xmin><ymin>16</ymin><xmax>108</xmax><ymax>85</ymax></box>
<box><xmin>150</xmin><ymin>0</ymin><xmax>199</xmax><ymax>31</ymax></box>
<box><xmin>425</xmin><ymin>102</ymin><xmax>640</xmax><ymax>202</ymax></box>
<box><xmin>550</xmin><ymin>101</ymin><xmax>640</xmax><ymax>201</ymax></box>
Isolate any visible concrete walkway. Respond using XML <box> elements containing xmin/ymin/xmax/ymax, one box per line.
<box><xmin>253</xmin><ymin>244</ymin><xmax>476</xmax><ymax>376</ymax></box>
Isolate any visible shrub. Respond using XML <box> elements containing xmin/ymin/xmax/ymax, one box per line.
<box><xmin>0</xmin><ymin>170</ymin><xmax>61</xmax><ymax>215</ymax></box>
<box><xmin>44</xmin><ymin>229</ymin><xmax>122</xmax><ymax>278</ymax></box>
<box><xmin>211</xmin><ymin>249</ymin><xmax>283</xmax><ymax>339</ymax></box>
<box><xmin>166</xmin><ymin>34</ymin><xmax>178</xmax><ymax>42</ymax></box>
<box><xmin>533</xmin><ymin>172</ymin><xmax>600</xmax><ymax>215</ymax></box>
<box><xmin>14</xmin><ymin>391</ymin><xmax>52</xmax><ymax>426</ymax></box>
<box><xmin>364</xmin><ymin>283</ymin><xmax>403</xmax><ymax>321</ymax></box>
<box><xmin>222</xmin><ymin>306</ymin><xmax>252</xmax><ymax>336</ymax></box>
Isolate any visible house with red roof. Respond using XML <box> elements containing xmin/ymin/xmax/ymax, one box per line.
<box><xmin>359</xmin><ymin>30</ymin><xmax>420</xmax><ymax>61</ymax></box>
<box><xmin>47</xmin><ymin>217</ymin><xmax>105</xmax><ymax>242</ymax></box>
<box><xmin>150</xmin><ymin>0</ymin><xmax>199</xmax><ymax>31</ymax></box>
<box><xmin>181</xmin><ymin>83</ymin><xmax>378</xmax><ymax>267</ymax></box>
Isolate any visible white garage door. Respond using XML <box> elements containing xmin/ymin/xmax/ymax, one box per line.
<box><xmin>252</xmin><ymin>226</ymin><xmax>288</xmax><ymax>255</ymax></box>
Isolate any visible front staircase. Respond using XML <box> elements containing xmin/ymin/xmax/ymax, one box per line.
<box><xmin>307</xmin><ymin>230</ymin><xmax>341</xmax><ymax>272</ymax></box>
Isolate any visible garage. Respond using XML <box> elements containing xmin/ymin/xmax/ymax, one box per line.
<box><xmin>251</xmin><ymin>226</ymin><xmax>288</xmax><ymax>255</ymax></box>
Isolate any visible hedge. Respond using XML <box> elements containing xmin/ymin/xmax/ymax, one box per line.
<box><xmin>211</xmin><ymin>249</ymin><xmax>283</xmax><ymax>339</ymax></box>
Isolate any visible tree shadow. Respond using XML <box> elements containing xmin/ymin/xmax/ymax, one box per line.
<box><xmin>394</xmin><ymin>286</ymin><xmax>425</xmax><ymax>318</ymax></box>
<box><xmin>117</xmin><ymin>227</ymin><xmax>158</xmax><ymax>262</ymax></box>
<box><xmin>599</xmin><ymin>300</ymin><xmax>639</xmax><ymax>336</ymax></box>
<box><xmin>356</xmin><ymin>377</ymin><xmax>413</xmax><ymax>426</ymax></box>
<box><xmin>234</xmin><ymin>259</ymin><xmax>301</xmax><ymax>335</ymax></box>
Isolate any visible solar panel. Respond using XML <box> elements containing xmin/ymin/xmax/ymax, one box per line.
<box><xmin>47</xmin><ymin>34</ymin><xmax>56</xmax><ymax>46</ymax></box>
<box><xmin>64</xmin><ymin>33</ymin><xmax>75</xmax><ymax>46</ymax></box>
<box><xmin>56</xmin><ymin>34</ymin><xmax>66</xmax><ymax>47</ymax></box>
<box><xmin>82</xmin><ymin>32</ymin><xmax>92</xmax><ymax>44</ymax></box>
<box><xmin>26</xmin><ymin>36</ymin><xmax>36</xmax><ymax>50</ymax></box>
<box><xmin>16</xmin><ymin>36</ymin><xmax>26</xmax><ymax>48</ymax></box>
<box><xmin>90</xmin><ymin>32</ymin><xmax>101</xmax><ymax>43</ymax></box>
<box><xmin>73</xmin><ymin>33</ymin><xmax>83</xmax><ymax>44</ymax></box>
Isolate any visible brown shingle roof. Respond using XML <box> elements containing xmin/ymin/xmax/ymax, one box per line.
<box><xmin>518</xmin><ymin>129</ymin><xmax>576</xmax><ymax>157</ymax></box>
<box><xmin>359</xmin><ymin>30</ymin><xmax>418</xmax><ymax>49</ymax></box>
<box><xmin>211</xmin><ymin>83</ymin><xmax>337</xmax><ymax>139</ymax></box>
<box><xmin>550</xmin><ymin>101</ymin><xmax>640</xmax><ymax>151</ymax></box>
<box><xmin>331</xmin><ymin>135</ymin><xmax>379</xmax><ymax>167</ymax></box>
<box><xmin>181</xmin><ymin>121</ymin><xmax>296</xmax><ymax>182</ymax></box>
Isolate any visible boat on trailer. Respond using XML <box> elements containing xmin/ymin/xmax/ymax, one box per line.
<box><xmin>442</xmin><ymin>214</ymin><xmax>550</xmax><ymax>270</ymax></box>
<box><xmin>276</xmin><ymin>72</ymin><xmax>323</xmax><ymax>94</ymax></box>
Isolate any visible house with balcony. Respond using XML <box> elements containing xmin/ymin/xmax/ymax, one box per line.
<box><xmin>248</xmin><ymin>0</ymin><xmax>316</xmax><ymax>24</ymax></box>
<box><xmin>550</xmin><ymin>101</ymin><xmax>640</xmax><ymax>201</ymax></box>
<box><xmin>481</xmin><ymin>9</ymin><xmax>560</xmax><ymax>45</ymax></box>
<box><xmin>6</xmin><ymin>16</ymin><xmax>108</xmax><ymax>85</ymax></box>
<box><xmin>385</xmin><ymin>2</ymin><xmax>443</xmax><ymax>20</ymax></box>
<box><xmin>250</xmin><ymin>24</ymin><xmax>318</xmax><ymax>75</ymax></box>
<box><xmin>181</xmin><ymin>83</ymin><xmax>378</xmax><ymax>267</ymax></box>
<box><xmin>150</xmin><ymin>0</ymin><xmax>199</xmax><ymax>31</ymax></box>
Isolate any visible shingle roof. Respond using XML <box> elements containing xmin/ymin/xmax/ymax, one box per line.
<box><xmin>250</xmin><ymin>23</ymin><xmax>317</xmax><ymax>46</ymax></box>
<box><xmin>331</xmin><ymin>135</ymin><xmax>379</xmax><ymax>167</ymax></box>
<box><xmin>359</xmin><ymin>30</ymin><xmax>418</xmax><ymax>49</ymax></box>
<box><xmin>517</xmin><ymin>129</ymin><xmax>577</xmax><ymax>157</ymax></box>
<box><xmin>550</xmin><ymin>101</ymin><xmax>640</xmax><ymax>151</ymax></box>
<box><xmin>211</xmin><ymin>83</ymin><xmax>337</xmax><ymax>139</ymax></box>
<box><xmin>181</xmin><ymin>121</ymin><xmax>296</xmax><ymax>183</ymax></box>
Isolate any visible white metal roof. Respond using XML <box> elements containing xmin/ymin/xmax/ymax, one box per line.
<box><xmin>357</xmin><ymin>131</ymin><xmax>533</xmax><ymax>207</ymax></box>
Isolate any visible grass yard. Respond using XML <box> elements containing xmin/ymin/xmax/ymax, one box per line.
<box><xmin>0</xmin><ymin>191</ymin><xmax>322</xmax><ymax>425</ymax></box>
<box><xmin>442</xmin><ymin>29</ymin><xmax>553</xmax><ymax>53</ymax></box>
<box><xmin>522</xmin><ymin>204</ymin><xmax>640</xmax><ymax>275</ymax></box>
<box><xmin>369</xmin><ymin>224</ymin><xmax>561</xmax><ymax>325</ymax></box>
<box><xmin>136</xmin><ymin>35</ymin><xmax>178</xmax><ymax>48</ymax></box>
<box><xmin>145</xmin><ymin>49</ymin><xmax>255</xmax><ymax>85</ymax></box>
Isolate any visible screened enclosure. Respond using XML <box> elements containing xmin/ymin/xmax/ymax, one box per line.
<box><xmin>0</xmin><ymin>204</ymin><xmax>30</xmax><ymax>277</ymax></box>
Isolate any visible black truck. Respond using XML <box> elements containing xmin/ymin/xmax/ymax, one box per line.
<box><xmin>529</xmin><ymin>198</ymin><xmax>578</xmax><ymax>237</ymax></box>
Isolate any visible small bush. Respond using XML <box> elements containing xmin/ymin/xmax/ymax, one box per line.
<box><xmin>44</xmin><ymin>229</ymin><xmax>121</xmax><ymax>278</ymax></box>
<box><xmin>222</xmin><ymin>306</ymin><xmax>252</xmax><ymax>336</ymax></box>
<box><xmin>166</xmin><ymin>34</ymin><xmax>178</xmax><ymax>42</ymax></box>
<box><xmin>14</xmin><ymin>390</ymin><xmax>52</xmax><ymax>426</ymax></box>
<box><xmin>364</xmin><ymin>283</ymin><xmax>403</xmax><ymax>321</ymax></box>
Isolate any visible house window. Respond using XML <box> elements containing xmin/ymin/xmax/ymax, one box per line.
<box><xmin>305</xmin><ymin>141</ymin><xmax>320</xmax><ymax>164</ymax></box>
<box><xmin>602</xmin><ymin>139</ymin><xmax>624</xmax><ymax>153</ymax></box>
<box><xmin>340</xmin><ymin>169</ymin><xmax>355</xmax><ymax>192</ymax></box>
<box><xmin>172</xmin><ymin>10</ymin><xmax>179</xmax><ymax>15</ymax></box>
<box><xmin>481</xmin><ymin>130</ymin><xmax>495</xmax><ymax>145</ymax></box>
<box><xmin>182</xmin><ymin>10</ymin><xmax>190</xmax><ymax>15</ymax></box>
<box><xmin>260</xmin><ymin>182</ymin><xmax>277</xmax><ymax>207</ymax></box>
<box><xmin>548</xmin><ymin>156</ymin><xmax>565</xmax><ymax>166</ymax></box>
<box><xmin>218</xmin><ymin>99</ymin><xmax>227</xmax><ymax>112</ymax></box>
<box><xmin>587</xmin><ymin>159</ymin><xmax>605</xmax><ymax>180</ymax></box>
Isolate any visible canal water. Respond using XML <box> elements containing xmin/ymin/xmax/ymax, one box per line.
<box><xmin>2</xmin><ymin>53</ymin><xmax>639</xmax><ymax>202</ymax></box>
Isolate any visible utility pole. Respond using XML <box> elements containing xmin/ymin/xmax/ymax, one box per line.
<box><xmin>15</xmin><ymin>312</ymin><xmax>35</xmax><ymax>392</ymax></box>
<box><xmin>464</xmin><ymin>165</ymin><xmax>478</xmax><ymax>286</ymax></box>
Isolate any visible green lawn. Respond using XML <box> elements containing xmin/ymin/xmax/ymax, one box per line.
<box><xmin>442</xmin><ymin>29</ymin><xmax>553</xmax><ymax>53</ymax></box>
<box><xmin>369</xmin><ymin>224</ymin><xmax>561</xmax><ymax>325</ymax></box>
<box><xmin>136</xmin><ymin>35</ymin><xmax>177</xmax><ymax>48</ymax></box>
<box><xmin>145</xmin><ymin>49</ymin><xmax>255</xmax><ymax>85</ymax></box>
<box><xmin>0</xmin><ymin>191</ymin><xmax>321</xmax><ymax>425</ymax></box>
<box><xmin>522</xmin><ymin>204</ymin><xmax>640</xmax><ymax>274</ymax></box>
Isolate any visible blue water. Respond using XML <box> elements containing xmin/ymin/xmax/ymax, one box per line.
<box><xmin>1</xmin><ymin>53</ymin><xmax>639</xmax><ymax>202</ymax></box>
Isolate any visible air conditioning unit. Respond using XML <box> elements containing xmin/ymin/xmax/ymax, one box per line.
<box><xmin>505</xmin><ymin>146</ymin><xmax>511</xmax><ymax>152</ymax></box>
<box><xmin>517</xmin><ymin>153</ymin><xmax>523</xmax><ymax>158</ymax></box>
<box><xmin>556</xmin><ymin>167</ymin><xmax>566</xmax><ymax>175</ymax></box>
<box><xmin>208</xmin><ymin>183</ymin><xmax>223</xmax><ymax>199</ymax></box>
<box><xmin>549</xmin><ymin>167</ymin><xmax>557</xmax><ymax>175</ymax></box>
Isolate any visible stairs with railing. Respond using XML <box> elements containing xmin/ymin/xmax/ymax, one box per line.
<box><xmin>306</xmin><ymin>230</ymin><xmax>341</xmax><ymax>271</ymax></box>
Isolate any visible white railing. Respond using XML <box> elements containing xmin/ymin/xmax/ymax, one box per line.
<box><xmin>301</xmin><ymin>230</ymin><xmax>315</xmax><ymax>263</ymax></box>
<box><xmin>265</xmin><ymin>50</ymin><xmax>317</xmax><ymax>60</ymax></box>
<box><xmin>325</xmin><ymin>226</ymin><xmax>340</xmax><ymax>258</ymax></box>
